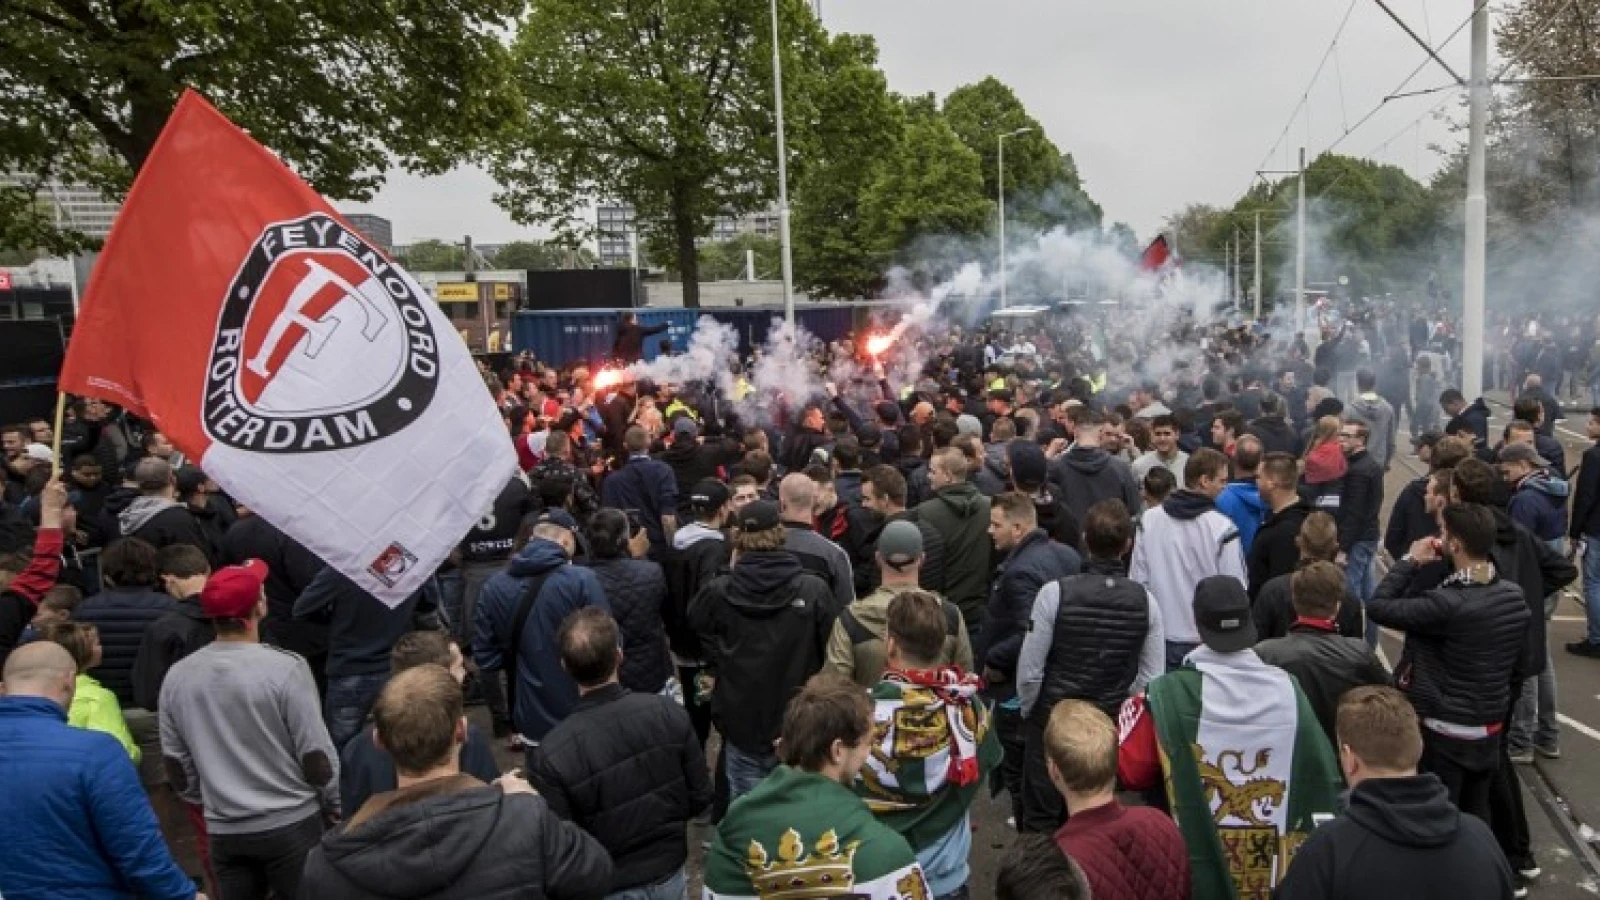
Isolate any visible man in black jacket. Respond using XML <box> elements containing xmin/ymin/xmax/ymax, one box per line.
<box><xmin>1008</xmin><ymin>441</ymin><xmax>1080</xmax><ymax>552</ymax></box>
<box><xmin>980</xmin><ymin>492</ymin><xmax>1081</xmax><ymax>829</ymax></box>
<box><xmin>1015</xmin><ymin>500</ymin><xmax>1160</xmax><ymax>833</ymax></box>
<box><xmin>612</xmin><ymin>312</ymin><xmax>667</xmax><ymax>365</ymax></box>
<box><xmin>1253</xmin><ymin>561</ymin><xmax>1388</xmax><ymax>746</ymax></box>
<box><xmin>1449</xmin><ymin>457</ymin><xmax>1576</xmax><ymax>885</ymax></box>
<box><xmin>1442</xmin><ymin>390</ymin><xmax>1491</xmax><ymax>450</ymax></box>
<box><xmin>1569</xmin><ymin>408</ymin><xmax>1600</xmax><ymax>658</ymax></box>
<box><xmin>1248</xmin><ymin>452</ymin><xmax>1311</xmax><ymax>598</ymax></box>
<box><xmin>1048</xmin><ymin>412</ymin><xmax>1142</xmax><ymax>527</ymax></box>
<box><xmin>301</xmin><ymin>665</ymin><xmax>613</xmax><ymax>899</ymax></box>
<box><xmin>115</xmin><ymin>458</ymin><xmax>218</xmax><ymax>565</ymax></box>
<box><xmin>1246</xmin><ymin>392</ymin><xmax>1301</xmax><ymax>456</ymax></box>
<box><xmin>130</xmin><ymin>544</ymin><xmax>213</xmax><ymax>711</ymax></box>
<box><xmin>1336</xmin><ymin>419</ymin><xmax>1384</xmax><ymax>645</ymax></box>
<box><xmin>1276</xmin><ymin>686</ymin><xmax>1514</xmax><ymax>900</ymax></box>
<box><xmin>689</xmin><ymin>501</ymin><xmax>833</xmax><ymax>801</ymax></box>
<box><xmin>1385</xmin><ymin>436</ymin><xmax>1472</xmax><ymax>562</ymax></box>
<box><xmin>657</xmin><ymin>418</ymin><xmax>740</xmax><ymax>518</ymax></box>
<box><xmin>1368</xmin><ymin>502</ymin><xmax>1530</xmax><ymax>823</ymax></box>
<box><xmin>530</xmin><ymin>608</ymin><xmax>710</xmax><ymax>898</ymax></box>
<box><xmin>858</xmin><ymin>465</ymin><xmax>945</xmax><ymax>596</ymax></box>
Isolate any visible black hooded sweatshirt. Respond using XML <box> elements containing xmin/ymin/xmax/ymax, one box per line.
<box><xmin>1049</xmin><ymin>446</ymin><xmax>1142</xmax><ymax>529</ymax></box>
<box><xmin>687</xmin><ymin>550</ymin><xmax>834</xmax><ymax>754</ymax></box>
<box><xmin>1276</xmin><ymin>774</ymin><xmax>1514</xmax><ymax>900</ymax></box>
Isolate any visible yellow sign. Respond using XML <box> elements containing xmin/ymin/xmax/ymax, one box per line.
<box><xmin>435</xmin><ymin>283</ymin><xmax>478</xmax><ymax>302</ymax></box>
<box><xmin>492</xmin><ymin>283</ymin><xmax>512</xmax><ymax>300</ymax></box>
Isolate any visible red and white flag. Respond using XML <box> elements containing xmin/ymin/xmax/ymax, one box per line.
<box><xmin>59</xmin><ymin>90</ymin><xmax>516</xmax><ymax>606</ymax></box>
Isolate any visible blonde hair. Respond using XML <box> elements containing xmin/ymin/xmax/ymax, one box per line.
<box><xmin>1307</xmin><ymin>415</ymin><xmax>1341</xmax><ymax>452</ymax></box>
<box><xmin>1043</xmin><ymin>700</ymin><xmax>1117</xmax><ymax>793</ymax></box>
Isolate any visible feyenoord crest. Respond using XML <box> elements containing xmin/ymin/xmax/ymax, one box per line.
<box><xmin>203</xmin><ymin>213</ymin><xmax>440</xmax><ymax>453</ymax></box>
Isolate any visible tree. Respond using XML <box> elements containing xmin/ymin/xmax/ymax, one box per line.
<box><xmin>860</xmin><ymin>101</ymin><xmax>993</xmax><ymax>281</ymax></box>
<box><xmin>491</xmin><ymin>240</ymin><xmax>595</xmax><ymax>270</ymax></box>
<box><xmin>1164</xmin><ymin>203</ymin><xmax>1228</xmax><ymax>263</ymax></box>
<box><xmin>491</xmin><ymin>0</ymin><xmax>832</xmax><ymax>308</ymax></box>
<box><xmin>0</xmin><ymin>0</ymin><xmax>522</xmax><ymax>256</ymax></box>
<box><xmin>789</xmin><ymin>33</ymin><xmax>903</xmax><ymax>299</ymax></box>
<box><xmin>395</xmin><ymin>239</ymin><xmax>466</xmax><ymax>272</ymax></box>
<box><xmin>1106</xmin><ymin>222</ymin><xmax>1141</xmax><ymax>259</ymax></box>
<box><xmin>942</xmin><ymin>77</ymin><xmax>1102</xmax><ymax>233</ymax></box>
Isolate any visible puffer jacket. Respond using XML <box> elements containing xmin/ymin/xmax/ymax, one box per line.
<box><xmin>1028</xmin><ymin>559</ymin><xmax>1150</xmax><ymax>722</ymax></box>
<box><xmin>688</xmin><ymin>550</ymin><xmax>834</xmax><ymax>754</ymax></box>
<box><xmin>301</xmin><ymin>774</ymin><xmax>613</xmax><ymax>900</ymax></box>
<box><xmin>977</xmin><ymin>529</ymin><xmax>1081</xmax><ymax>700</ymax></box>
<box><xmin>528</xmin><ymin>685</ymin><xmax>711</xmax><ymax>893</ymax></box>
<box><xmin>1369</xmin><ymin>561</ymin><xmax>1530</xmax><ymax>727</ymax></box>
<box><xmin>1507</xmin><ymin>470</ymin><xmax>1569</xmax><ymax>544</ymax></box>
<box><xmin>474</xmin><ymin>539</ymin><xmax>611</xmax><ymax>741</ymax></box>
<box><xmin>915</xmin><ymin>483</ymin><xmax>993</xmax><ymax>632</ymax></box>
<box><xmin>74</xmin><ymin>587</ymin><xmax>177</xmax><ymax>707</ymax></box>
<box><xmin>587</xmin><ymin>557</ymin><xmax>671</xmax><ymax>694</ymax></box>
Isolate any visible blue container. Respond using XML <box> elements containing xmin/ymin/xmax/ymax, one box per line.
<box><xmin>511</xmin><ymin>310</ymin><xmax>620</xmax><ymax>368</ymax></box>
<box><xmin>795</xmin><ymin>305</ymin><xmax>854</xmax><ymax>346</ymax></box>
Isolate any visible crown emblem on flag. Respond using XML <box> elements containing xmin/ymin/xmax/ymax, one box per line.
<box><xmin>745</xmin><ymin>828</ymin><xmax>858</xmax><ymax>897</ymax></box>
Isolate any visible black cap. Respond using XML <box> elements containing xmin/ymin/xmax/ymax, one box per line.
<box><xmin>857</xmin><ymin>423</ymin><xmax>882</xmax><ymax>449</ymax></box>
<box><xmin>736</xmin><ymin>499</ymin><xmax>781</xmax><ymax>533</ymax></box>
<box><xmin>689</xmin><ymin>477</ymin><xmax>730</xmax><ymax>513</ymax></box>
<box><xmin>989</xmin><ymin>388</ymin><xmax>1014</xmax><ymax>402</ymax></box>
<box><xmin>1007</xmin><ymin>441</ymin><xmax>1048</xmax><ymax>489</ymax></box>
<box><xmin>1193</xmin><ymin>575</ymin><xmax>1256</xmax><ymax>653</ymax></box>
<box><xmin>875</xmin><ymin>401</ymin><xmax>901</xmax><ymax>423</ymax></box>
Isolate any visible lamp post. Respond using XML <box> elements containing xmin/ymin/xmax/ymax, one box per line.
<box><xmin>997</xmin><ymin>127</ymin><xmax>1034</xmax><ymax>309</ymax></box>
<box><xmin>770</xmin><ymin>0</ymin><xmax>796</xmax><ymax>325</ymax></box>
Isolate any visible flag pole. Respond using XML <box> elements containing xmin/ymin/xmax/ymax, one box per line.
<box><xmin>49</xmin><ymin>392</ymin><xmax>67</xmax><ymax>478</ymax></box>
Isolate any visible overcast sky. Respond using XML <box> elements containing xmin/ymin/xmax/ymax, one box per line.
<box><xmin>348</xmin><ymin>0</ymin><xmax>1486</xmax><ymax>246</ymax></box>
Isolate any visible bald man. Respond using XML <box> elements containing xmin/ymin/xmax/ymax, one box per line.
<box><xmin>779</xmin><ymin>472</ymin><xmax>854</xmax><ymax>612</ymax></box>
<box><xmin>1</xmin><ymin>643</ymin><xmax>198</xmax><ymax>899</ymax></box>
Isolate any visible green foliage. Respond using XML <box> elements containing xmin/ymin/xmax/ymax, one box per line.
<box><xmin>1105</xmin><ymin>222</ymin><xmax>1141</xmax><ymax>259</ymax></box>
<box><xmin>492</xmin><ymin>0</ymin><xmax>830</xmax><ymax>308</ymax></box>
<box><xmin>491</xmin><ymin>240</ymin><xmax>594</xmax><ymax>270</ymax></box>
<box><xmin>860</xmin><ymin>101</ymin><xmax>993</xmax><ymax>280</ymax></box>
<box><xmin>0</xmin><ymin>0</ymin><xmax>523</xmax><ymax>254</ymax></box>
<box><xmin>396</xmin><ymin>239</ymin><xmax>467</xmax><ymax>272</ymax></box>
<box><xmin>942</xmin><ymin>77</ymin><xmax>1102</xmax><ymax>232</ymax></box>
<box><xmin>789</xmin><ymin>33</ymin><xmax>903</xmax><ymax>299</ymax></box>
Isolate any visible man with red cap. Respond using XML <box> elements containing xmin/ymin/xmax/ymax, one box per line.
<box><xmin>159</xmin><ymin>560</ymin><xmax>339</xmax><ymax>900</ymax></box>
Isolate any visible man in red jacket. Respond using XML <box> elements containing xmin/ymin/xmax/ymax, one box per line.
<box><xmin>1047</xmin><ymin>700</ymin><xmax>1189</xmax><ymax>900</ymax></box>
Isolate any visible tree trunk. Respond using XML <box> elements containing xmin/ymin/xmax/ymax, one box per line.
<box><xmin>674</xmin><ymin>194</ymin><xmax>700</xmax><ymax>309</ymax></box>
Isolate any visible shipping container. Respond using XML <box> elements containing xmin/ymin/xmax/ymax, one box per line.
<box><xmin>512</xmin><ymin>310</ymin><xmax>621</xmax><ymax>368</ymax></box>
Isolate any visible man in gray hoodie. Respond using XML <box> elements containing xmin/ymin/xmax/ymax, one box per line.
<box><xmin>118</xmin><ymin>458</ymin><xmax>219</xmax><ymax>566</ymax></box>
<box><xmin>1346</xmin><ymin>369</ymin><xmax>1398</xmax><ymax>471</ymax></box>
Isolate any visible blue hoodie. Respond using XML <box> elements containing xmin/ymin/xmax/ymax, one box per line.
<box><xmin>1214</xmin><ymin>479</ymin><xmax>1266</xmax><ymax>555</ymax></box>
<box><xmin>473</xmin><ymin>539</ymin><xmax>610</xmax><ymax>740</ymax></box>
<box><xmin>1508</xmin><ymin>469</ymin><xmax>1570</xmax><ymax>544</ymax></box>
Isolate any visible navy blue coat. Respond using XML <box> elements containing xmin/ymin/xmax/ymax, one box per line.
<box><xmin>601</xmin><ymin>455</ymin><xmax>680</xmax><ymax>555</ymax></box>
<box><xmin>978</xmin><ymin>528</ymin><xmax>1081</xmax><ymax>698</ymax></box>
<box><xmin>74</xmin><ymin>587</ymin><xmax>176</xmax><ymax>707</ymax></box>
<box><xmin>0</xmin><ymin>696</ymin><xmax>193</xmax><ymax>899</ymax></box>
<box><xmin>474</xmin><ymin>539</ymin><xmax>610</xmax><ymax>740</ymax></box>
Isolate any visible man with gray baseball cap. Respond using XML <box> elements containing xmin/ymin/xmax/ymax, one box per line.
<box><xmin>825</xmin><ymin>520</ymin><xmax>971</xmax><ymax>688</ymax></box>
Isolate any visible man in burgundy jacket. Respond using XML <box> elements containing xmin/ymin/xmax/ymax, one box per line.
<box><xmin>1046</xmin><ymin>699</ymin><xmax>1189</xmax><ymax>900</ymax></box>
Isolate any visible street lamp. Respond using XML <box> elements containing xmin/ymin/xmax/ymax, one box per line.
<box><xmin>769</xmin><ymin>0</ymin><xmax>796</xmax><ymax>326</ymax></box>
<box><xmin>997</xmin><ymin>127</ymin><xmax>1033</xmax><ymax>309</ymax></box>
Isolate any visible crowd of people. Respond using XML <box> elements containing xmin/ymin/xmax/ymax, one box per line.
<box><xmin>1</xmin><ymin>295</ymin><xmax>1596</xmax><ymax>900</ymax></box>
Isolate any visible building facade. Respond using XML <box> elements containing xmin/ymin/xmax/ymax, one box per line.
<box><xmin>342</xmin><ymin>213</ymin><xmax>394</xmax><ymax>254</ymax></box>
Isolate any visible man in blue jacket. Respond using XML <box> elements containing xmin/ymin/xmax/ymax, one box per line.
<box><xmin>1214</xmin><ymin>435</ymin><xmax>1267</xmax><ymax>554</ymax></box>
<box><xmin>0</xmin><ymin>642</ymin><xmax>198</xmax><ymax>899</ymax></box>
<box><xmin>474</xmin><ymin>523</ymin><xmax>609</xmax><ymax>763</ymax></box>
